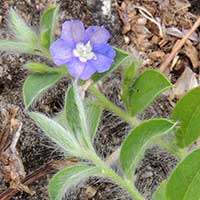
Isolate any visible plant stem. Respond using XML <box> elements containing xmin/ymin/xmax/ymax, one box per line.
<box><xmin>89</xmin><ymin>85</ymin><xmax>139</xmax><ymax>127</ymax></box>
<box><xmin>104</xmin><ymin>168</ymin><xmax>144</xmax><ymax>200</ymax></box>
<box><xmin>157</xmin><ymin>139</ymin><xmax>185</xmax><ymax>159</ymax></box>
<box><xmin>89</xmin><ymin>85</ymin><xmax>185</xmax><ymax>159</ymax></box>
<box><xmin>39</xmin><ymin>47</ymin><xmax>52</xmax><ymax>59</ymax></box>
<box><xmin>86</xmin><ymin>151</ymin><xmax>144</xmax><ymax>200</ymax></box>
<box><xmin>159</xmin><ymin>17</ymin><xmax>200</xmax><ymax>72</ymax></box>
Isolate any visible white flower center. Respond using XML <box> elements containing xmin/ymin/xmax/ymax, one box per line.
<box><xmin>73</xmin><ymin>41</ymin><xmax>96</xmax><ymax>62</ymax></box>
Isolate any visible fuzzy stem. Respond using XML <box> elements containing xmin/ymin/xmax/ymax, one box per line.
<box><xmin>89</xmin><ymin>85</ymin><xmax>139</xmax><ymax>127</ymax></box>
<box><xmin>85</xmin><ymin>151</ymin><xmax>144</xmax><ymax>200</ymax></box>
<box><xmin>38</xmin><ymin>45</ymin><xmax>52</xmax><ymax>59</ymax></box>
<box><xmin>89</xmin><ymin>85</ymin><xmax>184</xmax><ymax>159</ymax></box>
<box><xmin>157</xmin><ymin>139</ymin><xmax>185</xmax><ymax>159</ymax></box>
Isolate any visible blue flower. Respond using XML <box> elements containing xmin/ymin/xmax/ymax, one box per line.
<box><xmin>50</xmin><ymin>20</ymin><xmax>116</xmax><ymax>80</ymax></box>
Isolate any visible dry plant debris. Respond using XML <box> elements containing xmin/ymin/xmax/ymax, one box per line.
<box><xmin>118</xmin><ymin>0</ymin><xmax>200</xmax><ymax>100</ymax></box>
<box><xmin>0</xmin><ymin>107</ymin><xmax>34</xmax><ymax>196</ymax></box>
<box><xmin>0</xmin><ymin>158</ymin><xmax>79</xmax><ymax>200</ymax></box>
<box><xmin>170</xmin><ymin>66</ymin><xmax>198</xmax><ymax>99</ymax></box>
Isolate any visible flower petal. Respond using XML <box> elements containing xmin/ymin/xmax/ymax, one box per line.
<box><xmin>50</xmin><ymin>39</ymin><xmax>73</xmax><ymax>66</ymax></box>
<box><xmin>67</xmin><ymin>57</ymin><xmax>85</xmax><ymax>79</ymax></box>
<box><xmin>61</xmin><ymin>20</ymin><xmax>85</xmax><ymax>44</ymax></box>
<box><xmin>79</xmin><ymin>62</ymin><xmax>96</xmax><ymax>80</ymax></box>
<box><xmin>93</xmin><ymin>44</ymin><xmax>116</xmax><ymax>59</ymax></box>
<box><xmin>61</xmin><ymin>21</ymin><xmax>74</xmax><ymax>46</ymax></box>
<box><xmin>88</xmin><ymin>53</ymin><xmax>114</xmax><ymax>73</ymax></box>
<box><xmin>86</xmin><ymin>26</ymin><xmax>110</xmax><ymax>46</ymax></box>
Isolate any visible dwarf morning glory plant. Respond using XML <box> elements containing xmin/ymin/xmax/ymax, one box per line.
<box><xmin>50</xmin><ymin>20</ymin><xmax>116</xmax><ymax>80</ymax></box>
<box><xmin>1</xmin><ymin>5</ymin><xmax>200</xmax><ymax>200</ymax></box>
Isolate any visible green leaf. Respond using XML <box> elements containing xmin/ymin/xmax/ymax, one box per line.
<box><xmin>30</xmin><ymin>112</ymin><xmax>79</xmax><ymax>155</ymax></box>
<box><xmin>72</xmin><ymin>84</ymin><xmax>89</xmax><ymax>137</ymax></box>
<box><xmin>86</xmin><ymin>103</ymin><xmax>102</xmax><ymax>141</ymax></box>
<box><xmin>65</xmin><ymin>86</ymin><xmax>102</xmax><ymax>142</ymax></box>
<box><xmin>23</xmin><ymin>72</ymin><xmax>62</xmax><ymax>108</ymax></box>
<box><xmin>120</xmin><ymin>119</ymin><xmax>175</xmax><ymax>179</ymax></box>
<box><xmin>65</xmin><ymin>86</ymin><xmax>82</xmax><ymax>135</ymax></box>
<box><xmin>9</xmin><ymin>8</ymin><xmax>38</xmax><ymax>43</ymax></box>
<box><xmin>49</xmin><ymin>164</ymin><xmax>98</xmax><ymax>200</ymax></box>
<box><xmin>0</xmin><ymin>40</ymin><xmax>37</xmax><ymax>55</ymax></box>
<box><xmin>65</xmin><ymin>85</ymin><xmax>92</xmax><ymax>148</ymax></box>
<box><xmin>167</xmin><ymin>149</ymin><xmax>200</xmax><ymax>200</ymax></box>
<box><xmin>91</xmin><ymin>48</ymin><xmax>129</xmax><ymax>82</ymax></box>
<box><xmin>40</xmin><ymin>30</ymin><xmax>50</xmax><ymax>48</ymax></box>
<box><xmin>122</xmin><ymin>61</ymin><xmax>139</xmax><ymax>108</ymax></box>
<box><xmin>128</xmin><ymin>69</ymin><xmax>172</xmax><ymax>116</ymax></box>
<box><xmin>54</xmin><ymin>111</ymin><xmax>68</xmax><ymax>129</ymax></box>
<box><xmin>40</xmin><ymin>7</ymin><xmax>58</xmax><ymax>48</ymax></box>
<box><xmin>24</xmin><ymin>63</ymin><xmax>56</xmax><ymax>73</ymax></box>
<box><xmin>172</xmin><ymin>87</ymin><xmax>200</xmax><ymax>148</ymax></box>
<box><xmin>152</xmin><ymin>181</ymin><xmax>167</xmax><ymax>200</ymax></box>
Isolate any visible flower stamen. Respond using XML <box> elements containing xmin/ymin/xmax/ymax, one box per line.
<box><xmin>73</xmin><ymin>41</ymin><xmax>96</xmax><ymax>62</ymax></box>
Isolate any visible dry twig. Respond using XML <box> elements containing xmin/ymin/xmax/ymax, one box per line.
<box><xmin>0</xmin><ymin>158</ymin><xmax>79</xmax><ymax>200</ymax></box>
<box><xmin>133</xmin><ymin>5</ymin><xmax>164</xmax><ymax>38</ymax></box>
<box><xmin>159</xmin><ymin>17</ymin><xmax>200</xmax><ymax>72</ymax></box>
<box><xmin>0</xmin><ymin>107</ymin><xmax>34</xmax><ymax>197</ymax></box>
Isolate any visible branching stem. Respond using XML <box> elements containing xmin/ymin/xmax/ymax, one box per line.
<box><xmin>89</xmin><ymin>85</ymin><xmax>140</xmax><ymax>127</ymax></box>
<box><xmin>85</xmin><ymin>151</ymin><xmax>144</xmax><ymax>200</ymax></box>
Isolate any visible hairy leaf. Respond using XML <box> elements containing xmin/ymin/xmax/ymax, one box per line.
<box><xmin>54</xmin><ymin>111</ymin><xmax>68</xmax><ymax>129</ymax></box>
<box><xmin>30</xmin><ymin>112</ymin><xmax>79</xmax><ymax>155</ymax></box>
<box><xmin>9</xmin><ymin>8</ymin><xmax>37</xmax><ymax>42</ymax></box>
<box><xmin>65</xmin><ymin>85</ymin><xmax>92</xmax><ymax>148</ymax></box>
<box><xmin>49</xmin><ymin>164</ymin><xmax>98</xmax><ymax>200</ymax></box>
<box><xmin>86</xmin><ymin>103</ymin><xmax>102</xmax><ymax>141</ymax></box>
<box><xmin>120</xmin><ymin>119</ymin><xmax>175</xmax><ymax>179</ymax></box>
<box><xmin>122</xmin><ymin>61</ymin><xmax>139</xmax><ymax>108</ymax></box>
<box><xmin>23</xmin><ymin>72</ymin><xmax>62</xmax><ymax>108</ymax></box>
<box><xmin>0</xmin><ymin>40</ymin><xmax>37</xmax><ymax>54</ymax></box>
<box><xmin>172</xmin><ymin>87</ymin><xmax>200</xmax><ymax>148</ymax></box>
<box><xmin>129</xmin><ymin>69</ymin><xmax>172</xmax><ymax>116</ymax></box>
<box><xmin>152</xmin><ymin>181</ymin><xmax>167</xmax><ymax>200</ymax></box>
<box><xmin>65</xmin><ymin>86</ymin><xmax>81</xmax><ymax>135</ymax></box>
<box><xmin>40</xmin><ymin>7</ymin><xmax>58</xmax><ymax>48</ymax></box>
<box><xmin>167</xmin><ymin>149</ymin><xmax>200</xmax><ymax>200</ymax></box>
<box><xmin>24</xmin><ymin>63</ymin><xmax>56</xmax><ymax>73</ymax></box>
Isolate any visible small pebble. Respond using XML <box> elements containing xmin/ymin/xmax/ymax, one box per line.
<box><xmin>85</xmin><ymin>186</ymin><xmax>97</xmax><ymax>199</ymax></box>
<box><xmin>124</xmin><ymin>35</ymin><xmax>130</xmax><ymax>44</ymax></box>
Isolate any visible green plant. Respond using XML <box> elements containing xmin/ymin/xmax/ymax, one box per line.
<box><xmin>1</xmin><ymin>5</ymin><xmax>200</xmax><ymax>200</ymax></box>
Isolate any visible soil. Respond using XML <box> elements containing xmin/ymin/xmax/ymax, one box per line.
<box><xmin>0</xmin><ymin>0</ymin><xmax>199</xmax><ymax>200</ymax></box>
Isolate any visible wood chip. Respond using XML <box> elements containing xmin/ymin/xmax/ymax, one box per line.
<box><xmin>0</xmin><ymin>16</ymin><xmax>3</xmax><ymax>24</ymax></box>
<box><xmin>184</xmin><ymin>40</ymin><xmax>199</xmax><ymax>69</ymax></box>
<box><xmin>170</xmin><ymin>67</ymin><xmax>199</xmax><ymax>99</ymax></box>
<box><xmin>84</xmin><ymin>186</ymin><xmax>97</xmax><ymax>199</ymax></box>
<box><xmin>149</xmin><ymin>51</ymin><xmax>165</xmax><ymax>60</ymax></box>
